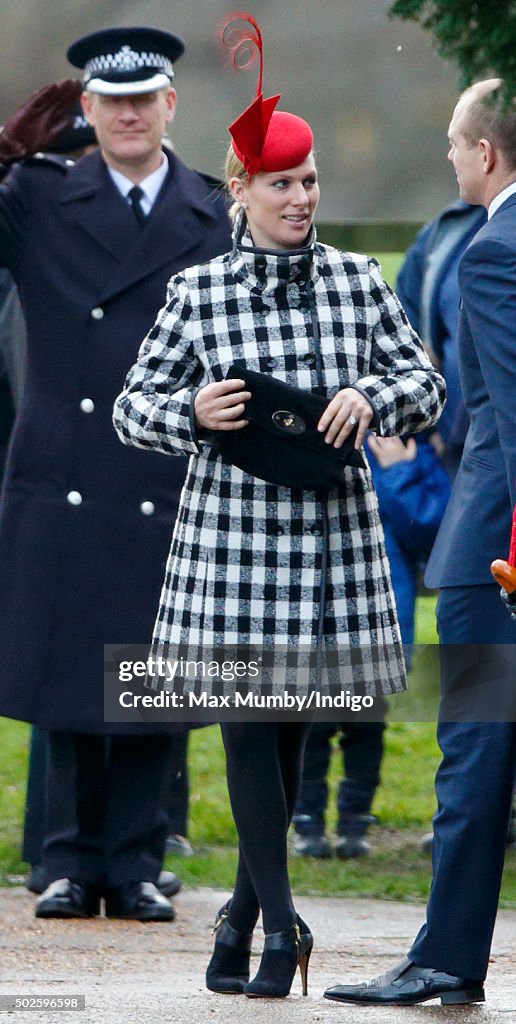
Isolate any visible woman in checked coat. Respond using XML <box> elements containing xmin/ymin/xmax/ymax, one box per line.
<box><xmin>113</xmin><ymin>14</ymin><xmax>445</xmax><ymax>1002</ymax></box>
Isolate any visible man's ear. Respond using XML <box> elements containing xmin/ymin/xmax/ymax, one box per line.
<box><xmin>164</xmin><ymin>88</ymin><xmax>177</xmax><ymax>124</ymax></box>
<box><xmin>81</xmin><ymin>92</ymin><xmax>95</xmax><ymax>127</ymax></box>
<box><xmin>479</xmin><ymin>137</ymin><xmax>496</xmax><ymax>174</ymax></box>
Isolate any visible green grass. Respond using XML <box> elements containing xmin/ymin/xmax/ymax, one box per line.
<box><xmin>372</xmin><ymin>252</ymin><xmax>404</xmax><ymax>287</ymax></box>
<box><xmin>1</xmin><ymin>594</ymin><xmax>514</xmax><ymax>904</ymax></box>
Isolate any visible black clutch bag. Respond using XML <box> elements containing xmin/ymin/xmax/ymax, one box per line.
<box><xmin>216</xmin><ymin>364</ymin><xmax>366</xmax><ymax>491</ymax></box>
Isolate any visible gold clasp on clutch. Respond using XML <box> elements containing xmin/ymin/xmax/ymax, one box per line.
<box><xmin>272</xmin><ymin>410</ymin><xmax>306</xmax><ymax>434</ymax></box>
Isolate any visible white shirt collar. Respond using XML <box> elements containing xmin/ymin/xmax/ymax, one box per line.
<box><xmin>108</xmin><ymin>153</ymin><xmax>169</xmax><ymax>216</ymax></box>
<box><xmin>488</xmin><ymin>181</ymin><xmax>516</xmax><ymax>219</ymax></box>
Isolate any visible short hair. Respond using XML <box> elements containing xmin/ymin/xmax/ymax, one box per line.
<box><xmin>224</xmin><ymin>144</ymin><xmax>249</xmax><ymax>223</ymax></box>
<box><xmin>460</xmin><ymin>79</ymin><xmax>516</xmax><ymax>170</ymax></box>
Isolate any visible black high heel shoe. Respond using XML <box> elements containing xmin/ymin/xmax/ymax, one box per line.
<box><xmin>244</xmin><ymin>915</ymin><xmax>313</xmax><ymax>999</ymax></box>
<box><xmin>206</xmin><ymin>902</ymin><xmax>254</xmax><ymax>994</ymax></box>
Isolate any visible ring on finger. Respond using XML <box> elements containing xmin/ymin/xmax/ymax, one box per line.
<box><xmin>347</xmin><ymin>415</ymin><xmax>357</xmax><ymax>426</ymax></box>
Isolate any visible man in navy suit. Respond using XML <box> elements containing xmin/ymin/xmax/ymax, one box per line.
<box><xmin>0</xmin><ymin>28</ymin><xmax>231</xmax><ymax>920</ymax></box>
<box><xmin>324</xmin><ymin>78</ymin><xmax>516</xmax><ymax>1007</ymax></box>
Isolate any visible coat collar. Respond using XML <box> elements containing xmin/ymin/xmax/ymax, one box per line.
<box><xmin>59</xmin><ymin>149</ymin><xmax>224</xmax><ymax>299</ymax></box>
<box><xmin>229</xmin><ymin>215</ymin><xmax>320</xmax><ymax>299</ymax></box>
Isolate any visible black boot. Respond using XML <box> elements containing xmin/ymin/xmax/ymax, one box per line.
<box><xmin>335</xmin><ymin>813</ymin><xmax>376</xmax><ymax>858</ymax></box>
<box><xmin>206</xmin><ymin>902</ymin><xmax>253</xmax><ymax>994</ymax></box>
<box><xmin>244</xmin><ymin>915</ymin><xmax>313</xmax><ymax>999</ymax></box>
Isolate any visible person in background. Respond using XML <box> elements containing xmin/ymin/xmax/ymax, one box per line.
<box><xmin>396</xmin><ymin>201</ymin><xmax>486</xmax><ymax>479</ymax></box>
<box><xmin>0</xmin><ymin>26</ymin><xmax>231</xmax><ymax>921</ymax></box>
<box><xmin>164</xmin><ymin>731</ymin><xmax>194</xmax><ymax>857</ymax></box>
<box><xmin>291</xmin><ymin>432</ymin><xmax>450</xmax><ymax>860</ymax></box>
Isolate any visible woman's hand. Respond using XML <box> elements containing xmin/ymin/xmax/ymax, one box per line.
<box><xmin>317</xmin><ymin>388</ymin><xmax>374</xmax><ymax>449</ymax></box>
<box><xmin>194</xmin><ymin>379</ymin><xmax>251</xmax><ymax>431</ymax></box>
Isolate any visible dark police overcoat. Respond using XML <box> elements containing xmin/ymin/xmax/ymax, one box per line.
<box><xmin>0</xmin><ymin>148</ymin><xmax>231</xmax><ymax>732</ymax></box>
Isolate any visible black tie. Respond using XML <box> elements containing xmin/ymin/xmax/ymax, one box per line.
<box><xmin>128</xmin><ymin>185</ymin><xmax>146</xmax><ymax>226</ymax></box>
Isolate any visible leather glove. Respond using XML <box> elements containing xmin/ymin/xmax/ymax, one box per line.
<box><xmin>0</xmin><ymin>79</ymin><xmax>82</xmax><ymax>165</ymax></box>
<box><xmin>500</xmin><ymin>587</ymin><xmax>516</xmax><ymax>621</ymax></box>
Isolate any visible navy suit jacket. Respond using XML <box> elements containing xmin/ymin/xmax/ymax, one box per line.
<box><xmin>425</xmin><ymin>192</ymin><xmax>516</xmax><ymax>588</ymax></box>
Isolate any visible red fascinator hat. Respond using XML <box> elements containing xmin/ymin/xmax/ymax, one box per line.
<box><xmin>220</xmin><ymin>12</ymin><xmax>313</xmax><ymax>178</ymax></box>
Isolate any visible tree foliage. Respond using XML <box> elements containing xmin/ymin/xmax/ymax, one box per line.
<box><xmin>389</xmin><ymin>1</ymin><xmax>516</xmax><ymax>103</ymax></box>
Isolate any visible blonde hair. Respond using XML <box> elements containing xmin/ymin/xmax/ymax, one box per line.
<box><xmin>224</xmin><ymin>144</ymin><xmax>249</xmax><ymax>223</ymax></box>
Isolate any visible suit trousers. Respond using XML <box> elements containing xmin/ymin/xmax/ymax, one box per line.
<box><xmin>43</xmin><ymin>731</ymin><xmax>175</xmax><ymax>889</ymax></box>
<box><xmin>409</xmin><ymin>584</ymin><xmax>516</xmax><ymax>980</ymax></box>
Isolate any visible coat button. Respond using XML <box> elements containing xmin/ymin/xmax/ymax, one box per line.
<box><xmin>305</xmin><ymin>524</ymin><xmax>322</xmax><ymax>536</ymax></box>
<box><xmin>91</xmin><ymin>307</ymin><xmax>104</xmax><ymax>320</ymax></box>
<box><xmin>67</xmin><ymin>491</ymin><xmax>83</xmax><ymax>506</ymax></box>
<box><xmin>140</xmin><ymin>501</ymin><xmax>155</xmax><ymax>516</ymax></box>
<box><xmin>303</xmin><ymin>353</ymin><xmax>316</xmax><ymax>366</ymax></box>
<box><xmin>267</xmin><ymin>357</ymin><xmax>278</xmax><ymax>369</ymax></box>
<box><xmin>80</xmin><ymin>398</ymin><xmax>95</xmax><ymax>413</ymax></box>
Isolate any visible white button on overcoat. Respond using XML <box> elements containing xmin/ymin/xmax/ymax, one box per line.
<box><xmin>80</xmin><ymin>398</ymin><xmax>95</xmax><ymax>413</ymax></box>
<box><xmin>90</xmin><ymin>307</ymin><xmax>104</xmax><ymax>320</ymax></box>
<box><xmin>67</xmin><ymin>491</ymin><xmax>83</xmax><ymax>506</ymax></box>
<box><xmin>140</xmin><ymin>501</ymin><xmax>155</xmax><ymax>516</ymax></box>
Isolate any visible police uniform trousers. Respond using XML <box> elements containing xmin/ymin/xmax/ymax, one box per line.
<box><xmin>41</xmin><ymin>731</ymin><xmax>175</xmax><ymax>889</ymax></box>
<box><xmin>409</xmin><ymin>584</ymin><xmax>516</xmax><ymax>980</ymax></box>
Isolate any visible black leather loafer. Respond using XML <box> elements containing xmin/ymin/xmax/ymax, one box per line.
<box><xmin>324</xmin><ymin>957</ymin><xmax>485</xmax><ymax>1006</ymax></box>
<box><xmin>104</xmin><ymin>881</ymin><xmax>175</xmax><ymax>921</ymax></box>
<box><xmin>35</xmin><ymin>878</ymin><xmax>100</xmax><ymax>919</ymax></box>
<box><xmin>157</xmin><ymin>870</ymin><xmax>181</xmax><ymax>898</ymax></box>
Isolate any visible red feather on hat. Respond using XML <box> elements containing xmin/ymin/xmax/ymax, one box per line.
<box><xmin>220</xmin><ymin>11</ymin><xmax>313</xmax><ymax>178</ymax></box>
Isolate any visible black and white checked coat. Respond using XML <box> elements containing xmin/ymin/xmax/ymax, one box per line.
<box><xmin>113</xmin><ymin>226</ymin><xmax>445</xmax><ymax>696</ymax></box>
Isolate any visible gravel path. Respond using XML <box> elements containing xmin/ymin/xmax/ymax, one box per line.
<box><xmin>0</xmin><ymin>886</ymin><xmax>514</xmax><ymax>1023</ymax></box>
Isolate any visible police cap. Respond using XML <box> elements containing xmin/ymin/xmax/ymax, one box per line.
<box><xmin>67</xmin><ymin>26</ymin><xmax>185</xmax><ymax>96</ymax></box>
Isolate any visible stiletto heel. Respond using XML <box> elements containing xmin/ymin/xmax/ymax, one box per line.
<box><xmin>205</xmin><ymin>901</ymin><xmax>253</xmax><ymax>994</ymax></box>
<box><xmin>298</xmin><ymin>945</ymin><xmax>311</xmax><ymax>996</ymax></box>
<box><xmin>244</xmin><ymin>915</ymin><xmax>313</xmax><ymax>999</ymax></box>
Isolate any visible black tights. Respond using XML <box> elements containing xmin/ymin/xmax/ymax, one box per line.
<box><xmin>220</xmin><ymin>721</ymin><xmax>311</xmax><ymax>935</ymax></box>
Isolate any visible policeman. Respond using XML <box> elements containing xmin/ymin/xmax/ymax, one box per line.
<box><xmin>0</xmin><ymin>26</ymin><xmax>231</xmax><ymax>920</ymax></box>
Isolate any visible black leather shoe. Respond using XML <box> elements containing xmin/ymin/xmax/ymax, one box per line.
<box><xmin>35</xmin><ymin>878</ymin><xmax>100</xmax><ymax>919</ymax></box>
<box><xmin>291</xmin><ymin>833</ymin><xmax>332</xmax><ymax>858</ymax></box>
<box><xmin>104</xmin><ymin>881</ymin><xmax>175</xmax><ymax>921</ymax></box>
<box><xmin>334</xmin><ymin>835</ymin><xmax>371</xmax><ymax>858</ymax></box>
<box><xmin>165</xmin><ymin>834</ymin><xmax>194</xmax><ymax>857</ymax></box>
<box><xmin>324</xmin><ymin>957</ymin><xmax>485</xmax><ymax>1006</ymax></box>
<box><xmin>157</xmin><ymin>870</ymin><xmax>181</xmax><ymax>898</ymax></box>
